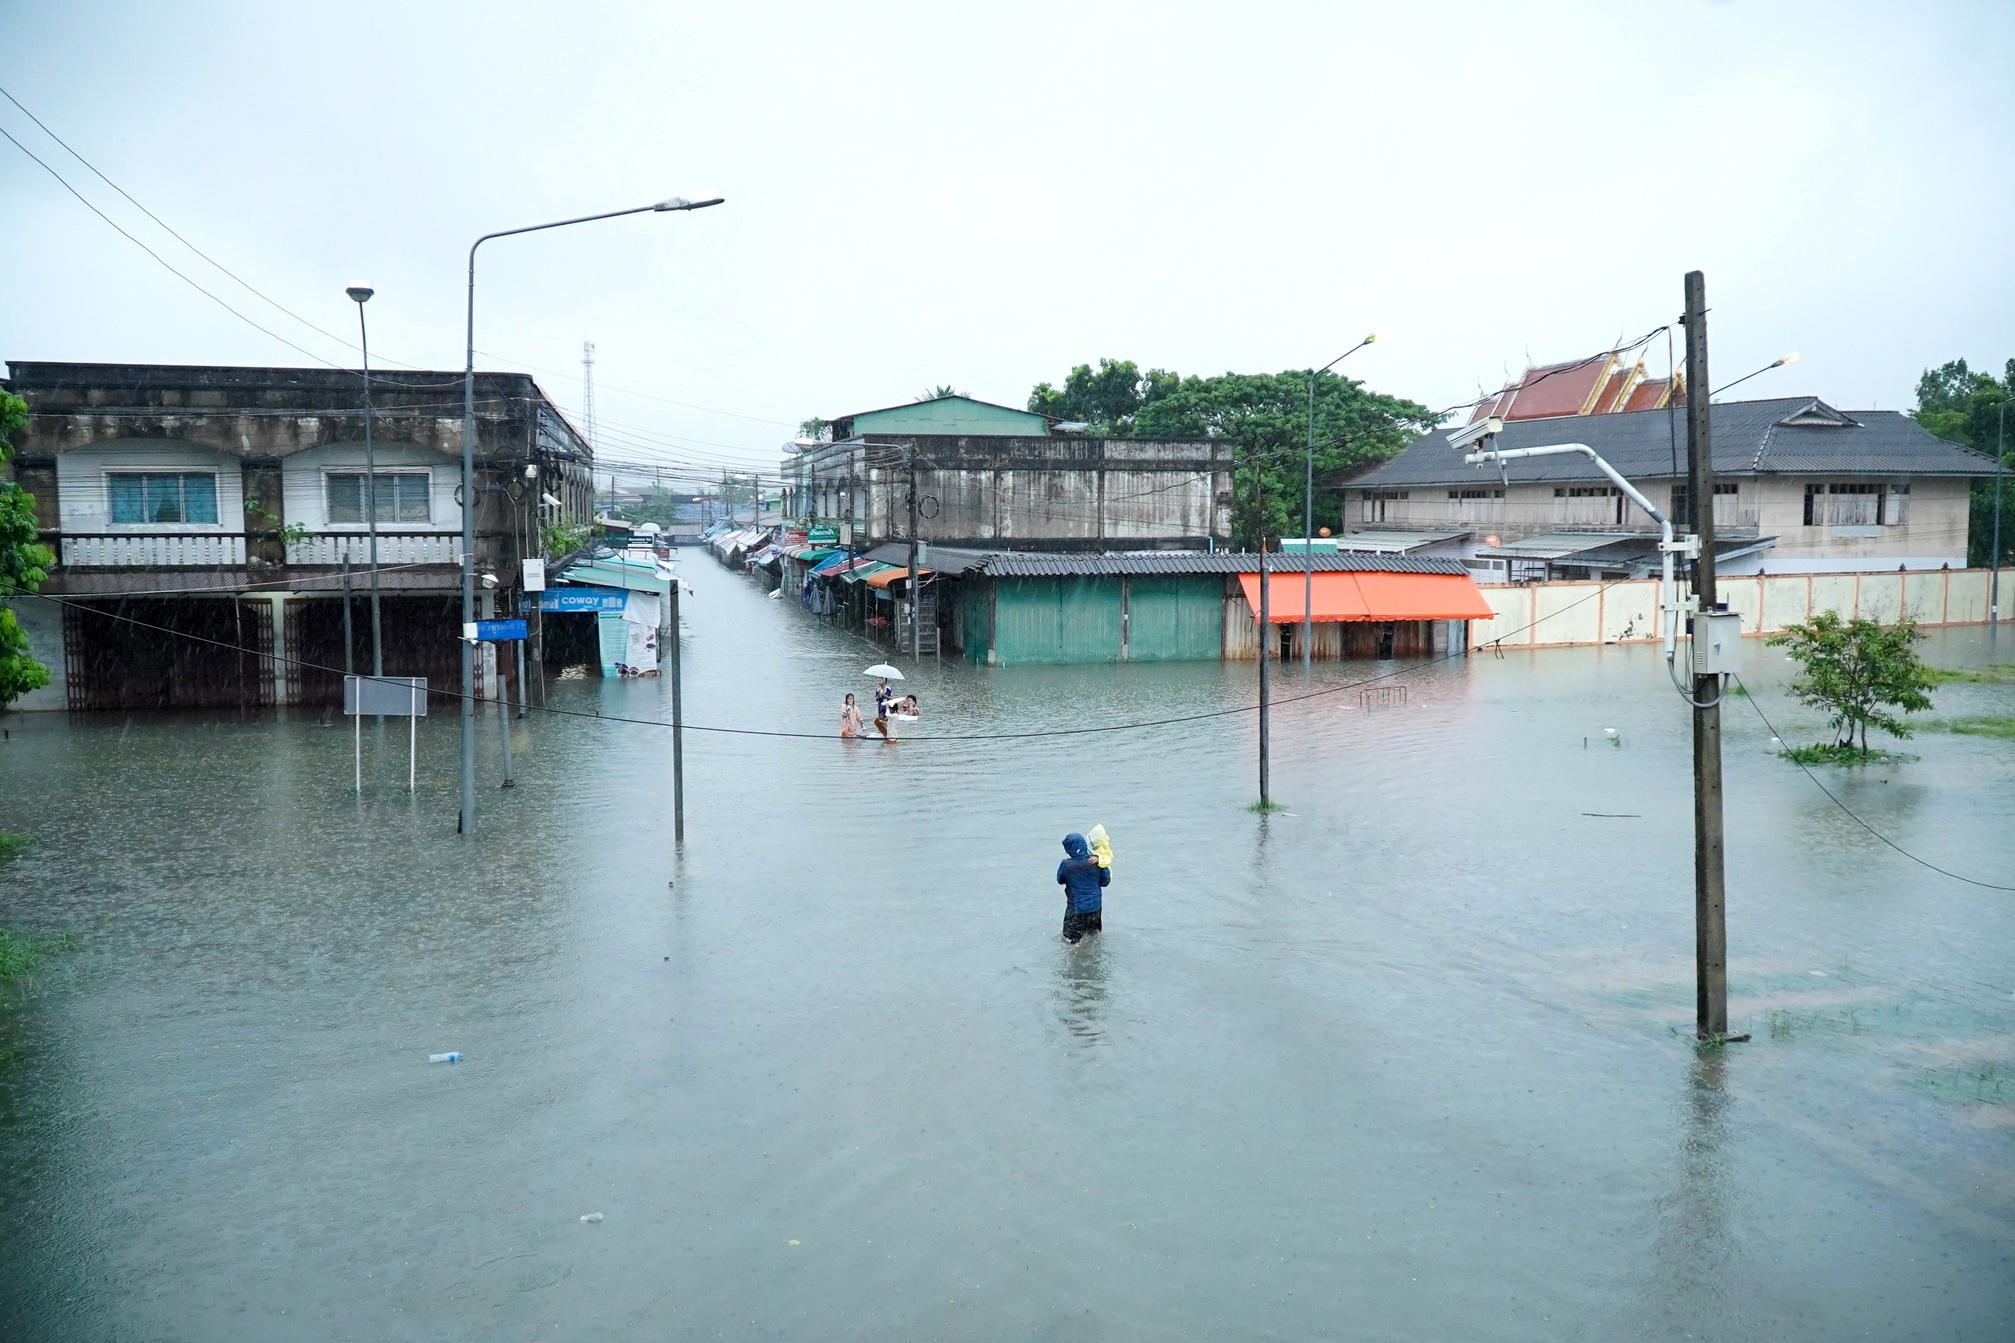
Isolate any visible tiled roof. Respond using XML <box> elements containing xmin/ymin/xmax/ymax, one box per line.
<box><xmin>1345</xmin><ymin>397</ymin><xmax>1998</xmax><ymax>489</ymax></box>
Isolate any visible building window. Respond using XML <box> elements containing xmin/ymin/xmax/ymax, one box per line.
<box><xmin>1446</xmin><ymin>486</ymin><xmax>1502</xmax><ymax>519</ymax></box>
<box><xmin>1361</xmin><ymin>489</ymin><xmax>1408</xmax><ymax>523</ymax></box>
<box><xmin>1887</xmin><ymin>483</ymin><xmax>1909</xmax><ymax>525</ymax></box>
<box><xmin>1670</xmin><ymin>482</ymin><xmax>1738</xmax><ymax>527</ymax></box>
<box><xmin>1554</xmin><ymin>484</ymin><xmax>1624</xmax><ymax>526</ymax></box>
<box><xmin>1803</xmin><ymin>482</ymin><xmax>1891</xmax><ymax>527</ymax></box>
<box><xmin>327</xmin><ymin>471</ymin><xmax>431</xmax><ymax>524</ymax></box>
<box><xmin>108</xmin><ymin>472</ymin><xmax>219</xmax><ymax>525</ymax></box>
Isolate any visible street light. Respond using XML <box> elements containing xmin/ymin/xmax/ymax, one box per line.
<box><xmin>459</xmin><ymin>192</ymin><xmax>723</xmax><ymax>834</ymax></box>
<box><xmin>1709</xmin><ymin>351</ymin><xmax>1799</xmax><ymax>399</ymax></box>
<box><xmin>346</xmin><ymin>284</ymin><xmax>384</xmax><ymax>682</ymax></box>
<box><xmin>1303</xmin><ymin>331</ymin><xmax>1382</xmax><ymax>670</ymax></box>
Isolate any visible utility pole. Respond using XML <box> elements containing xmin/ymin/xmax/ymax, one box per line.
<box><xmin>670</xmin><ymin>575</ymin><xmax>684</xmax><ymax>844</ymax></box>
<box><xmin>1683</xmin><ymin>270</ymin><xmax>1729</xmax><ymax>1041</ymax></box>
<box><xmin>341</xmin><ymin>554</ymin><xmax>354</xmax><ymax>677</ymax></box>
<box><xmin>1991</xmin><ymin>400</ymin><xmax>2005</xmax><ymax>634</ymax></box>
<box><xmin>907</xmin><ymin>442</ymin><xmax>921</xmax><ymax>661</ymax></box>
<box><xmin>1257</xmin><ymin>459</ymin><xmax>1271</xmax><ymax>807</ymax></box>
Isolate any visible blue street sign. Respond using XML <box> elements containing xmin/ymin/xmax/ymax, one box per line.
<box><xmin>474</xmin><ymin>618</ymin><xmax>528</xmax><ymax>642</ymax></box>
<box><xmin>531</xmin><ymin>586</ymin><xmax>631</xmax><ymax>613</ymax></box>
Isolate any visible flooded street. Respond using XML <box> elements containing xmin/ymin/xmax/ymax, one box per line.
<box><xmin>2</xmin><ymin>556</ymin><xmax>2012</xmax><ymax>1340</ymax></box>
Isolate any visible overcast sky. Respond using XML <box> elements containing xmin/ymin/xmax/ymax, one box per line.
<box><xmin>4</xmin><ymin>0</ymin><xmax>2011</xmax><ymax>486</ymax></box>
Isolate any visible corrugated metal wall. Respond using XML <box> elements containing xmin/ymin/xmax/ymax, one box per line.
<box><xmin>1124</xmin><ymin>576</ymin><xmax>1223</xmax><ymax>661</ymax></box>
<box><xmin>991</xmin><ymin>576</ymin><xmax>1123</xmax><ymax>664</ymax></box>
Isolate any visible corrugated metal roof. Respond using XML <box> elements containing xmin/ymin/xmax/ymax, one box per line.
<box><xmin>973</xmin><ymin>551</ymin><xmax>1470</xmax><ymax>578</ymax></box>
<box><xmin>1344</xmin><ymin>397</ymin><xmax>1999</xmax><ymax>489</ymax></box>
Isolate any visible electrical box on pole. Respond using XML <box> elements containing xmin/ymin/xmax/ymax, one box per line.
<box><xmin>1690</xmin><ymin>611</ymin><xmax>1742</xmax><ymax>676</ymax></box>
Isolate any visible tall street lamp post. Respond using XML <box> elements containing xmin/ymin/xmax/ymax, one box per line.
<box><xmin>1303</xmin><ymin>333</ymin><xmax>1380</xmax><ymax>671</ymax></box>
<box><xmin>459</xmin><ymin>193</ymin><xmax>723</xmax><ymax>835</ymax></box>
<box><xmin>346</xmin><ymin>284</ymin><xmax>383</xmax><ymax>680</ymax></box>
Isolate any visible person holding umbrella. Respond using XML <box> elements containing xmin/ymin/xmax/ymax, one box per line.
<box><xmin>864</xmin><ymin>663</ymin><xmax>904</xmax><ymax>742</ymax></box>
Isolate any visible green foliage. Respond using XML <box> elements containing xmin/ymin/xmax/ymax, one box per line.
<box><xmin>1925</xmin><ymin>663</ymin><xmax>2015</xmax><ymax>684</ymax></box>
<box><xmin>540</xmin><ymin>519</ymin><xmax>592</xmax><ymax>558</ymax></box>
<box><xmin>797</xmin><ymin>417</ymin><xmax>831</xmax><ymax>443</ymax></box>
<box><xmin>1911</xmin><ymin>357</ymin><xmax>2013</xmax><ymax>567</ymax></box>
<box><xmin>1029</xmin><ymin>360</ymin><xmax>1434</xmax><ymax>548</ymax></box>
<box><xmin>1779</xmin><ymin>742</ymin><xmax>1909</xmax><ymax>766</ymax></box>
<box><xmin>1766</xmin><ymin>611</ymin><xmax>1936</xmax><ymax>754</ymax></box>
<box><xmin>1132</xmin><ymin>370</ymin><xmax>1435</xmax><ymax>548</ymax></box>
<box><xmin>917</xmin><ymin>385</ymin><xmax>964</xmax><ymax>402</ymax></box>
<box><xmin>1</xmin><ymin>391</ymin><xmax>55</xmax><ymax>709</ymax></box>
<box><xmin>1028</xmin><ymin>359</ymin><xmax>1180</xmax><ymax>434</ymax></box>
<box><xmin>0</xmin><ymin>832</ymin><xmax>29</xmax><ymax>858</ymax></box>
<box><xmin>1921</xmin><ymin>715</ymin><xmax>2015</xmax><ymax>741</ymax></box>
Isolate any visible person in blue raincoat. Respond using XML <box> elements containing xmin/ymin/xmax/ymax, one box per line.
<box><xmin>1056</xmin><ymin>832</ymin><xmax>1110</xmax><ymax>943</ymax></box>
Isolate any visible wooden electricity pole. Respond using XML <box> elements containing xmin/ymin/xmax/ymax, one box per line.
<box><xmin>1683</xmin><ymin>269</ymin><xmax>1729</xmax><ymax>1040</ymax></box>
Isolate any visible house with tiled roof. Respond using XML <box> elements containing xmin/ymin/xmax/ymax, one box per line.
<box><xmin>1333</xmin><ymin>396</ymin><xmax>1997</xmax><ymax>578</ymax></box>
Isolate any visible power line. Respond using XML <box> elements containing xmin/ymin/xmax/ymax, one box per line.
<box><xmin>8</xmin><ymin>575</ymin><xmax>1618</xmax><ymax>742</ymax></box>
<box><xmin>1730</xmin><ymin>675</ymin><xmax>2015</xmax><ymax>891</ymax></box>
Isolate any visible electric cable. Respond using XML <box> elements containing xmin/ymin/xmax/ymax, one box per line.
<box><xmin>4</xmin><ymin>575</ymin><xmax>1622</xmax><ymax>742</ymax></box>
<box><xmin>1730</xmin><ymin>674</ymin><xmax>2015</xmax><ymax>892</ymax></box>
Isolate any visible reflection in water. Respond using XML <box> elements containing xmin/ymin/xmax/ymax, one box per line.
<box><xmin>1640</xmin><ymin>1048</ymin><xmax>1739</xmax><ymax>1338</ymax></box>
<box><xmin>1054</xmin><ymin>931</ymin><xmax>1111</xmax><ymax>1044</ymax></box>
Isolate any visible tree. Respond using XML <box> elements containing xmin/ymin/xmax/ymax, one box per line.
<box><xmin>1026</xmin><ymin>360</ymin><xmax>1433</xmax><ymax>548</ymax></box>
<box><xmin>917</xmin><ymin>385</ymin><xmax>964</xmax><ymax>402</ymax></box>
<box><xmin>1027</xmin><ymin>359</ymin><xmax>1179</xmax><ymax>434</ymax></box>
<box><xmin>797</xmin><ymin>417</ymin><xmax>832</xmax><ymax>443</ymax></box>
<box><xmin>1765</xmin><ymin>611</ymin><xmax>1935</xmax><ymax>756</ymax></box>
<box><xmin>1129</xmin><ymin>369</ymin><xmax>1435</xmax><ymax>548</ymax></box>
<box><xmin>0</xmin><ymin>392</ymin><xmax>54</xmax><ymax>709</ymax></box>
<box><xmin>1911</xmin><ymin>357</ymin><xmax>2012</xmax><ymax>567</ymax></box>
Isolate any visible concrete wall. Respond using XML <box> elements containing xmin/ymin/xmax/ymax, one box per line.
<box><xmin>1344</xmin><ymin>474</ymin><xmax>1973</xmax><ymax>569</ymax></box>
<box><xmin>790</xmin><ymin>435</ymin><xmax>1233</xmax><ymax>551</ymax></box>
<box><xmin>1471</xmin><ymin>567</ymin><xmax>1994</xmax><ymax>650</ymax></box>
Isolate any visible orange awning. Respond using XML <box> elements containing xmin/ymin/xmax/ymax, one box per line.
<box><xmin>864</xmin><ymin>565</ymin><xmax>933</xmax><ymax>590</ymax></box>
<box><xmin>1236</xmin><ymin>570</ymin><xmax>1494</xmax><ymax>622</ymax></box>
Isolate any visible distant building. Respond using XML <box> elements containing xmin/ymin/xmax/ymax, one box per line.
<box><xmin>783</xmin><ymin>393</ymin><xmax>1233</xmax><ymax>552</ymax></box>
<box><xmin>1469</xmin><ymin>351</ymin><xmax>1683</xmax><ymax>424</ymax></box>
<box><xmin>1334</xmin><ymin>397</ymin><xmax>1997</xmax><ymax>576</ymax></box>
<box><xmin>2</xmin><ymin>361</ymin><xmax>594</xmax><ymax>710</ymax></box>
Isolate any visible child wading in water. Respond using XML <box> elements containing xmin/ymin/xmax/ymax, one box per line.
<box><xmin>839</xmin><ymin>693</ymin><xmax>863</xmax><ymax>739</ymax></box>
<box><xmin>1056</xmin><ymin>832</ymin><xmax>1110</xmax><ymax>943</ymax></box>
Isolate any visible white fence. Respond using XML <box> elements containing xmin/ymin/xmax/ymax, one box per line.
<box><xmin>61</xmin><ymin>533</ymin><xmax>249</xmax><ymax>567</ymax></box>
<box><xmin>285</xmin><ymin>533</ymin><xmax>462</xmax><ymax>566</ymax></box>
<box><xmin>1474</xmin><ymin>567</ymin><xmax>1995</xmax><ymax>649</ymax></box>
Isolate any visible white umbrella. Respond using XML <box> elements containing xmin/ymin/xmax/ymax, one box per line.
<box><xmin>863</xmin><ymin>663</ymin><xmax>905</xmax><ymax>680</ymax></box>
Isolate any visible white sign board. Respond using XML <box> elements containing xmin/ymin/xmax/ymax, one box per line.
<box><xmin>344</xmin><ymin>675</ymin><xmax>428</xmax><ymax>717</ymax></box>
<box><xmin>522</xmin><ymin>557</ymin><xmax>547</xmax><ymax>592</ymax></box>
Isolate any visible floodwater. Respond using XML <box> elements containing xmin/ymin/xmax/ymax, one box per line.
<box><xmin>1</xmin><ymin>558</ymin><xmax>2012</xmax><ymax>1341</ymax></box>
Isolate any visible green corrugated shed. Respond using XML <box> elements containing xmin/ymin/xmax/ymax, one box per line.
<box><xmin>990</xmin><ymin>576</ymin><xmax>1123</xmax><ymax>665</ymax></box>
<box><xmin>1124</xmin><ymin>576</ymin><xmax>1224</xmax><ymax>661</ymax></box>
<box><xmin>964</xmin><ymin>573</ymin><xmax>1224</xmax><ymax>664</ymax></box>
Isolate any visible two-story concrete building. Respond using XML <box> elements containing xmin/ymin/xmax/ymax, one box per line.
<box><xmin>1333</xmin><ymin>396</ymin><xmax>1996</xmax><ymax>579</ymax></box>
<box><xmin>2</xmin><ymin>361</ymin><xmax>594</xmax><ymax>711</ymax></box>
<box><xmin>782</xmin><ymin>393</ymin><xmax>1234</xmax><ymax>551</ymax></box>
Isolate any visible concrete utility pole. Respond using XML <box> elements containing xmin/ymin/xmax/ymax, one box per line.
<box><xmin>907</xmin><ymin>442</ymin><xmax>921</xmax><ymax>661</ymax></box>
<box><xmin>670</xmin><ymin>575</ymin><xmax>685</xmax><ymax>843</ymax></box>
<box><xmin>1992</xmin><ymin>400</ymin><xmax>2005</xmax><ymax>633</ymax></box>
<box><xmin>1303</xmin><ymin>334</ymin><xmax>1379</xmax><ymax>670</ymax></box>
<box><xmin>1683</xmin><ymin>269</ymin><xmax>1729</xmax><ymax>1041</ymax></box>
<box><xmin>1257</xmin><ymin>463</ymin><xmax>1271</xmax><ymax>807</ymax></box>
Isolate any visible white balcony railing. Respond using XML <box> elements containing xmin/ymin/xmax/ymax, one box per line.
<box><xmin>61</xmin><ymin>532</ymin><xmax>249</xmax><ymax>567</ymax></box>
<box><xmin>285</xmin><ymin>532</ymin><xmax>463</xmax><ymax>566</ymax></box>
